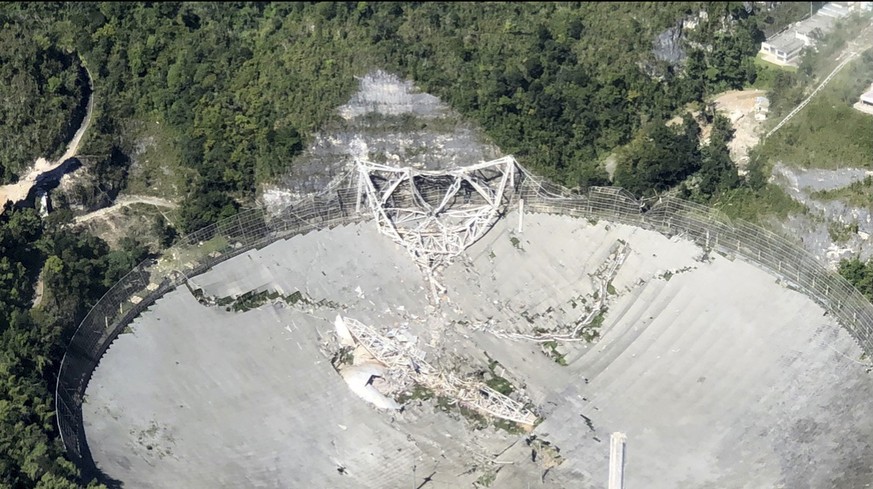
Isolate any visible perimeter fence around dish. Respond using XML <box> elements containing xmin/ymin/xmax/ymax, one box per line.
<box><xmin>55</xmin><ymin>168</ymin><xmax>873</xmax><ymax>479</ymax></box>
<box><xmin>55</xmin><ymin>184</ymin><xmax>367</xmax><ymax>470</ymax></box>
<box><xmin>518</xmin><ymin>181</ymin><xmax>873</xmax><ymax>358</ymax></box>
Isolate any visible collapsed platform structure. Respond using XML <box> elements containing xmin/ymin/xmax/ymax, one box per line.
<box><xmin>355</xmin><ymin>155</ymin><xmax>520</xmax><ymax>297</ymax></box>
<box><xmin>65</xmin><ymin>152</ymin><xmax>873</xmax><ymax>488</ymax></box>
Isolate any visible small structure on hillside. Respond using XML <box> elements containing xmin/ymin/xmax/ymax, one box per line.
<box><xmin>754</xmin><ymin>96</ymin><xmax>770</xmax><ymax>121</ymax></box>
<box><xmin>854</xmin><ymin>84</ymin><xmax>873</xmax><ymax>115</ymax></box>
<box><xmin>759</xmin><ymin>2</ymin><xmax>858</xmax><ymax>66</ymax></box>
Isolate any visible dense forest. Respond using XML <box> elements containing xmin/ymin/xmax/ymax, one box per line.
<box><xmin>0</xmin><ymin>19</ymin><xmax>88</xmax><ymax>184</ymax></box>
<box><xmin>0</xmin><ymin>2</ymin><xmax>816</xmax><ymax>487</ymax></box>
<box><xmin>0</xmin><ymin>204</ymin><xmax>148</xmax><ymax>488</ymax></box>
<box><xmin>1</xmin><ymin>2</ymin><xmax>778</xmax><ymax>231</ymax></box>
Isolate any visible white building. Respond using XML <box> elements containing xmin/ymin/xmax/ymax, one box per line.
<box><xmin>759</xmin><ymin>2</ymin><xmax>854</xmax><ymax>66</ymax></box>
<box><xmin>855</xmin><ymin>86</ymin><xmax>873</xmax><ymax>115</ymax></box>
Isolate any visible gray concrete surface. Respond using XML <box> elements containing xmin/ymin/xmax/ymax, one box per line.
<box><xmin>84</xmin><ymin>214</ymin><xmax>873</xmax><ymax>488</ymax></box>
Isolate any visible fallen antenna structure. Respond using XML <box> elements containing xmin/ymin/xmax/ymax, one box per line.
<box><xmin>336</xmin><ymin>315</ymin><xmax>538</xmax><ymax>427</ymax></box>
<box><xmin>355</xmin><ymin>156</ymin><xmax>520</xmax><ymax>299</ymax></box>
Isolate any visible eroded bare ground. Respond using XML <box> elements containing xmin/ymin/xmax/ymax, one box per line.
<box><xmin>769</xmin><ymin>163</ymin><xmax>873</xmax><ymax>267</ymax></box>
<box><xmin>260</xmin><ymin>70</ymin><xmax>503</xmax><ymax>213</ymax></box>
<box><xmin>73</xmin><ymin>200</ymin><xmax>177</xmax><ymax>250</ymax></box>
<box><xmin>0</xmin><ymin>79</ymin><xmax>94</xmax><ymax>205</ymax></box>
<box><xmin>712</xmin><ymin>89</ymin><xmax>768</xmax><ymax>169</ymax></box>
<box><xmin>72</xmin><ymin>195</ymin><xmax>177</xmax><ymax>225</ymax></box>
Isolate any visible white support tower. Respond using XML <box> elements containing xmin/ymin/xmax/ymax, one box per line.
<box><xmin>355</xmin><ymin>156</ymin><xmax>519</xmax><ymax>298</ymax></box>
<box><xmin>337</xmin><ymin>315</ymin><xmax>538</xmax><ymax>427</ymax></box>
<box><xmin>609</xmin><ymin>432</ymin><xmax>627</xmax><ymax>489</ymax></box>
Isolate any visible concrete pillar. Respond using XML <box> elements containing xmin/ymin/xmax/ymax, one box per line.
<box><xmin>608</xmin><ymin>432</ymin><xmax>626</xmax><ymax>489</ymax></box>
<box><xmin>518</xmin><ymin>198</ymin><xmax>524</xmax><ymax>233</ymax></box>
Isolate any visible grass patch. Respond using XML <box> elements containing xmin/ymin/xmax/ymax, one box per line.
<box><xmin>758</xmin><ymin>52</ymin><xmax>873</xmax><ymax>171</ymax></box>
<box><xmin>230</xmin><ymin>289</ymin><xmax>281</xmax><ymax>312</ymax></box>
<box><xmin>484</xmin><ymin>353</ymin><xmax>516</xmax><ymax>395</ymax></box>
<box><xmin>810</xmin><ymin>176</ymin><xmax>873</xmax><ymax>208</ymax></box>
<box><xmin>475</xmin><ymin>470</ymin><xmax>497</xmax><ymax>487</ymax></box>
<box><xmin>828</xmin><ymin>221</ymin><xmax>859</xmax><ymax>244</ymax></box>
<box><xmin>542</xmin><ymin>340</ymin><xmax>568</xmax><ymax>366</ymax></box>
<box><xmin>396</xmin><ymin>384</ymin><xmax>435</xmax><ymax>404</ymax></box>
<box><xmin>712</xmin><ymin>184</ymin><xmax>806</xmax><ymax>224</ymax></box>
<box><xmin>751</xmin><ymin>53</ymin><xmax>798</xmax><ymax>90</ymax></box>
<box><xmin>124</xmin><ymin>120</ymin><xmax>197</xmax><ymax>201</ymax></box>
<box><xmin>485</xmin><ymin>376</ymin><xmax>515</xmax><ymax>396</ymax></box>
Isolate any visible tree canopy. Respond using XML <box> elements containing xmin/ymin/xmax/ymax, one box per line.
<box><xmin>1</xmin><ymin>2</ymin><xmax>770</xmax><ymax>230</ymax></box>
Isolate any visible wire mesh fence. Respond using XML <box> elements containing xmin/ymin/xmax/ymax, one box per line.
<box><xmin>55</xmin><ymin>181</ymin><xmax>366</xmax><ymax>470</ymax></box>
<box><xmin>518</xmin><ymin>178</ymin><xmax>873</xmax><ymax>356</ymax></box>
<box><xmin>56</xmin><ymin>164</ymin><xmax>873</xmax><ymax>477</ymax></box>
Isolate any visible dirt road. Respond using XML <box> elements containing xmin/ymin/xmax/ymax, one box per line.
<box><xmin>0</xmin><ymin>67</ymin><xmax>95</xmax><ymax>206</ymax></box>
<box><xmin>73</xmin><ymin>195</ymin><xmax>178</xmax><ymax>224</ymax></box>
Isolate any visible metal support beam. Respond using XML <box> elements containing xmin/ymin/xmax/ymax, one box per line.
<box><xmin>353</xmin><ymin>156</ymin><xmax>520</xmax><ymax>300</ymax></box>
<box><xmin>337</xmin><ymin>315</ymin><xmax>538</xmax><ymax>426</ymax></box>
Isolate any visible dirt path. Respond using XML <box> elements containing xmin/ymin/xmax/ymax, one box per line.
<box><xmin>712</xmin><ymin>89</ymin><xmax>768</xmax><ymax>167</ymax></box>
<box><xmin>0</xmin><ymin>66</ymin><xmax>95</xmax><ymax>205</ymax></box>
<box><xmin>73</xmin><ymin>195</ymin><xmax>178</xmax><ymax>225</ymax></box>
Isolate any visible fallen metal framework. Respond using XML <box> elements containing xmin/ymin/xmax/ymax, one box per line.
<box><xmin>337</xmin><ymin>315</ymin><xmax>538</xmax><ymax>427</ymax></box>
<box><xmin>355</xmin><ymin>156</ymin><xmax>519</xmax><ymax>297</ymax></box>
<box><xmin>480</xmin><ymin>240</ymin><xmax>631</xmax><ymax>343</ymax></box>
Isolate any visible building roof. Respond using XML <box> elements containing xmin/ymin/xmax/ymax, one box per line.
<box><xmin>819</xmin><ymin>2</ymin><xmax>851</xmax><ymax>17</ymax></box>
<box><xmin>861</xmin><ymin>90</ymin><xmax>873</xmax><ymax>104</ymax></box>
<box><xmin>796</xmin><ymin>13</ymin><xmax>838</xmax><ymax>37</ymax></box>
<box><xmin>764</xmin><ymin>31</ymin><xmax>805</xmax><ymax>54</ymax></box>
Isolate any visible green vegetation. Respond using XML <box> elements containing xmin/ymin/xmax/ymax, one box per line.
<box><xmin>839</xmin><ymin>257</ymin><xmax>873</xmax><ymax>302</ymax></box>
<box><xmin>475</xmin><ymin>469</ymin><xmax>497</xmax><ymax>487</ymax></box>
<box><xmin>751</xmin><ymin>53</ymin><xmax>797</xmax><ymax>90</ymax></box>
<box><xmin>330</xmin><ymin>346</ymin><xmax>355</xmax><ymax>369</ymax></box>
<box><xmin>122</xmin><ymin>121</ymin><xmax>197</xmax><ymax>201</ymax></box>
<box><xmin>395</xmin><ymin>384</ymin><xmax>435</xmax><ymax>404</ymax></box>
<box><xmin>757</xmin><ymin>50</ymin><xmax>873</xmax><ymax>171</ymax></box>
<box><xmin>752</xmin><ymin>1</ymin><xmax>817</xmax><ymax>38</ymax></box>
<box><xmin>811</xmin><ymin>177</ymin><xmax>873</xmax><ymax>208</ymax></box>
<box><xmin>797</xmin><ymin>13</ymin><xmax>871</xmax><ymax>81</ymax></box>
<box><xmin>3</xmin><ymin>3</ymin><xmax>778</xmax><ymax>226</ymax></box>
<box><xmin>228</xmin><ymin>289</ymin><xmax>281</xmax><ymax>312</ymax></box>
<box><xmin>0</xmin><ymin>4</ymin><xmax>829</xmax><ymax>486</ymax></box>
<box><xmin>827</xmin><ymin>221</ymin><xmax>859</xmax><ymax>244</ymax></box>
<box><xmin>0</xmin><ymin>205</ymin><xmax>140</xmax><ymax>488</ymax></box>
<box><xmin>0</xmin><ymin>13</ymin><xmax>88</xmax><ymax>183</ymax></box>
<box><xmin>617</xmin><ymin>109</ymin><xmax>744</xmax><ymax>203</ymax></box>
<box><xmin>711</xmin><ymin>184</ymin><xmax>806</xmax><ymax>223</ymax></box>
<box><xmin>542</xmin><ymin>340</ymin><xmax>568</xmax><ymax>366</ymax></box>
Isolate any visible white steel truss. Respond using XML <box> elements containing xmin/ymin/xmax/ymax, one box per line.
<box><xmin>338</xmin><ymin>315</ymin><xmax>538</xmax><ymax>427</ymax></box>
<box><xmin>355</xmin><ymin>156</ymin><xmax>519</xmax><ymax>297</ymax></box>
